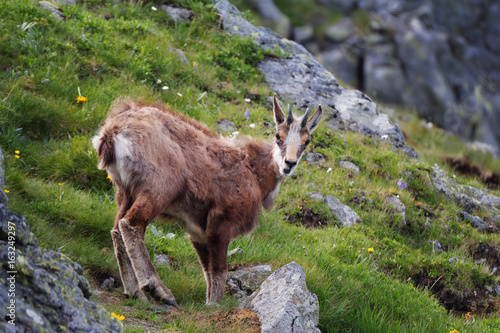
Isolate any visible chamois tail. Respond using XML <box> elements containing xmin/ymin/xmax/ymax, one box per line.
<box><xmin>92</xmin><ymin>131</ymin><xmax>115</xmax><ymax>170</ymax></box>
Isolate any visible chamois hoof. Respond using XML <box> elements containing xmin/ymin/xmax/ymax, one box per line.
<box><xmin>162</xmin><ymin>298</ymin><xmax>178</xmax><ymax>307</ymax></box>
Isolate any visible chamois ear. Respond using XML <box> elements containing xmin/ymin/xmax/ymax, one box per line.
<box><xmin>273</xmin><ymin>94</ymin><xmax>285</xmax><ymax>125</ymax></box>
<box><xmin>307</xmin><ymin>105</ymin><xmax>323</xmax><ymax>133</ymax></box>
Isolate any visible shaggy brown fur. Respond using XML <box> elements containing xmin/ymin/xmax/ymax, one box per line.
<box><xmin>92</xmin><ymin>96</ymin><xmax>322</xmax><ymax>305</ymax></box>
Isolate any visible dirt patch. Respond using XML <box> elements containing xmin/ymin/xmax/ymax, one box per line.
<box><xmin>88</xmin><ymin>267</ymin><xmax>122</xmax><ymax>287</ymax></box>
<box><xmin>410</xmin><ymin>271</ymin><xmax>500</xmax><ymax>315</ymax></box>
<box><xmin>469</xmin><ymin>242</ymin><xmax>500</xmax><ymax>274</ymax></box>
<box><xmin>286</xmin><ymin>208</ymin><xmax>327</xmax><ymax>228</ymax></box>
<box><xmin>443</xmin><ymin>155</ymin><xmax>500</xmax><ymax>188</ymax></box>
<box><xmin>94</xmin><ymin>288</ymin><xmax>260</xmax><ymax>333</ymax></box>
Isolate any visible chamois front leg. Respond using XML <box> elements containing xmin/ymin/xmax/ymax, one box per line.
<box><xmin>207</xmin><ymin>235</ymin><xmax>231</xmax><ymax>304</ymax></box>
<box><xmin>118</xmin><ymin>196</ymin><xmax>177</xmax><ymax>307</ymax></box>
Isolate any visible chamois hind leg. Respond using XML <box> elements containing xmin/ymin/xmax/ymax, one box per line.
<box><xmin>207</xmin><ymin>235</ymin><xmax>231</xmax><ymax>304</ymax></box>
<box><xmin>191</xmin><ymin>240</ymin><xmax>212</xmax><ymax>304</ymax></box>
<box><xmin>111</xmin><ymin>190</ymin><xmax>147</xmax><ymax>302</ymax></box>
<box><xmin>118</xmin><ymin>195</ymin><xmax>177</xmax><ymax>306</ymax></box>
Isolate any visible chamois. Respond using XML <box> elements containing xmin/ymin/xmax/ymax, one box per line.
<box><xmin>92</xmin><ymin>96</ymin><xmax>322</xmax><ymax>305</ymax></box>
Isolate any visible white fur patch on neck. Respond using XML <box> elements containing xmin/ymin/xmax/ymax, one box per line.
<box><xmin>272</xmin><ymin>144</ymin><xmax>287</xmax><ymax>176</ymax></box>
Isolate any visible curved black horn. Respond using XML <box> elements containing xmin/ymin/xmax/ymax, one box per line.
<box><xmin>301</xmin><ymin>108</ymin><xmax>310</xmax><ymax>128</ymax></box>
<box><xmin>286</xmin><ymin>104</ymin><xmax>294</xmax><ymax>125</ymax></box>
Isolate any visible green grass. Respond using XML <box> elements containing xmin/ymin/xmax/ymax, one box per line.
<box><xmin>2</xmin><ymin>0</ymin><xmax>500</xmax><ymax>332</ymax></box>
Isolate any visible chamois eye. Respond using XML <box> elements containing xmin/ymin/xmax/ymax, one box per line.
<box><xmin>304</xmin><ymin>139</ymin><xmax>311</xmax><ymax>146</ymax></box>
<box><xmin>275</xmin><ymin>133</ymin><xmax>282</xmax><ymax>141</ymax></box>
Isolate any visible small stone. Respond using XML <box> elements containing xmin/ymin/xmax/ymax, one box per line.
<box><xmin>41</xmin><ymin>79</ymin><xmax>50</xmax><ymax>84</ymax></box>
<box><xmin>100</xmin><ymin>277</ymin><xmax>115</xmax><ymax>290</ymax></box>
<box><xmin>38</xmin><ymin>1</ymin><xmax>65</xmax><ymax>21</ymax></box>
<box><xmin>154</xmin><ymin>253</ymin><xmax>170</xmax><ymax>267</ymax></box>
<box><xmin>324</xmin><ymin>195</ymin><xmax>362</xmax><ymax>227</ymax></box>
<box><xmin>227</xmin><ymin>247</ymin><xmax>244</xmax><ymax>257</ymax></box>
<box><xmin>338</xmin><ymin>161</ymin><xmax>360</xmax><ymax>174</ymax></box>
<box><xmin>495</xmin><ymin>284</ymin><xmax>500</xmax><ymax>296</ymax></box>
<box><xmin>305</xmin><ymin>152</ymin><xmax>325</xmax><ymax>165</ymax></box>
<box><xmin>216</xmin><ymin>119</ymin><xmax>237</xmax><ymax>132</ymax></box>
<box><xmin>387</xmin><ymin>195</ymin><xmax>406</xmax><ymax>225</ymax></box>
<box><xmin>485</xmin><ymin>285</ymin><xmax>493</xmax><ymax>293</ymax></box>
<box><xmin>307</xmin><ymin>191</ymin><xmax>325</xmax><ymax>201</ymax></box>
<box><xmin>161</xmin><ymin>5</ymin><xmax>193</xmax><ymax>22</ymax></box>
<box><xmin>460</xmin><ymin>211</ymin><xmax>490</xmax><ymax>232</ymax></box>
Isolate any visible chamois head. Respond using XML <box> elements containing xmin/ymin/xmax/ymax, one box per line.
<box><xmin>272</xmin><ymin>95</ymin><xmax>323</xmax><ymax>176</ymax></box>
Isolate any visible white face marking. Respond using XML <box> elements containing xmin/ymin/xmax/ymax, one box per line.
<box><xmin>273</xmin><ymin>117</ymin><xmax>308</xmax><ymax>177</ymax></box>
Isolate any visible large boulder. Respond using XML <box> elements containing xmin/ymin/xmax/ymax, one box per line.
<box><xmin>0</xmin><ymin>150</ymin><xmax>122</xmax><ymax>332</ymax></box>
<box><xmin>213</xmin><ymin>0</ymin><xmax>418</xmax><ymax>158</ymax></box>
<box><xmin>241</xmin><ymin>262</ymin><xmax>321</xmax><ymax>333</ymax></box>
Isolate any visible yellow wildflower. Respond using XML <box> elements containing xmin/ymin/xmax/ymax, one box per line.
<box><xmin>15</xmin><ymin>155</ymin><xmax>20</xmax><ymax>159</ymax></box>
<box><xmin>76</xmin><ymin>96</ymin><xmax>88</xmax><ymax>103</ymax></box>
<box><xmin>58</xmin><ymin>183</ymin><xmax>62</xmax><ymax>186</ymax></box>
<box><xmin>449</xmin><ymin>330</ymin><xmax>459</xmax><ymax>333</ymax></box>
<box><xmin>368</xmin><ymin>248</ymin><xmax>374</xmax><ymax>253</ymax></box>
<box><xmin>4</xmin><ymin>190</ymin><xmax>10</xmax><ymax>193</ymax></box>
<box><xmin>111</xmin><ymin>312</ymin><xmax>125</xmax><ymax>320</ymax></box>
<box><xmin>107</xmin><ymin>174</ymin><xmax>112</xmax><ymax>180</ymax></box>
<box><xmin>15</xmin><ymin>150</ymin><xmax>20</xmax><ymax>154</ymax></box>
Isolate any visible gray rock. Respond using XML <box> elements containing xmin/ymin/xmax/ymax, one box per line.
<box><xmin>387</xmin><ymin>195</ymin><xmax>406</xmax><ymax>225</ymax></box>
<box><xmin>324</xmin><ymin>195</ymin><xmax>362</xmax><ymax>227</ymax></box>
<box><xmin>216</xmin><ymin>119</ymin><xmax>237</xmax><ymax>132</ymax></box>
<box><xmin>305</xmin><ymin>152</ymin><xmax>325</xmax><ymax>165</ymax></box>
<box><xmin>241</xmin><ymin>262</ymin><xmax>320</xmax><ymax>333</ymax></box>
<box><xmin>495</xmin><ymin>284</ymin><xmax>500</xmax><ymax>296</ymax></box>
<box><xmin>325</xmin><ymin>18</ymin><xmax>355</xmax><ymax>43</ymax></box>
<box><xmin>227</xmin><ymin>247</ymin><xmax>244</xmax><ymax>257</ymax></box>
<box><xmin>100</xmin><ymin>277</ymin><xmax>115</xmax><ymax>290</ymax></box>
<box><xmin>293</xmin><ymin>25</ymin><xmax>314</xmax><ymax>45</ymax></box>
<box><xmin>318</xmin><ymin>47</ymin><xmax>360</xmax><ymax>88</ymax></box>
<box><xmin>171</xmin><ymin>48</ymin><xmax>189</xmax><ymax>65</ymax></box>
<box><xmin>485</xmin><ymin>285</ymin><xmax>493</xmax><ymax>293</ymax></box>
<box><xmin>227</xmin><ymin>264</ymin><xmax>273</xmax><ymax>300</ymax></box>
<box><xmin>38</xmin><ymin>1</ymin><xmax>65</xmax><ymax>21</ymax></box>
<box><xmin>307</xmin><ymin>191</ymin><xmax>326</xmax><ymax>202</ymax></box>
<box><xmin>431</xmin><ymin>164</ymin><xmax>500</xmax><ymax>214</ymax></box>
<box><xmin>317</xmin><ymin>0</ymin><xmax>356</xmax><ymax>12</ymax></box>
<box><xmin>154</xmin><ymin>253</ymin><xmax>170</xmax><ymax>267</ymax></box>
<box><xmin>55</xmin><ymin>0</ymin><xmax>77</xmax><ymax>4</ymax></box>
<box><xmin>212</xmin><ymin>0</ymin><xmax>418</xmax><ymax>158</ymax></box>
<box><xmin>0</xmin><ymin>204</ymin><xmax>123</xmax><ymax>332</ymax></box>
<box><xmin>161</xmin><ymin>5</ymin><xmax>193</xmax><ymax>22</ymax></box>
<box><xmin>307</xmin><ymin>192</ymin><xmax>362</xmax><ymax>227</ymax></box>
<box><xmin>247</xmin><ymin>0</ymin><xmax>291</xmax><ymax>38</ymax></box>
<box><xmin>460</xmin><ymin>212</ymin><xmax>490</xmax><ymax>232</ymax></box>
<box><xmin>338</xmin><ymin>161</ymin><xmax>360</xmax><ymax>174</ymax></box>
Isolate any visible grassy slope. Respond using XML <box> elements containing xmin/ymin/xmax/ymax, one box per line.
<box><xmin>1</xmin><ymin>0</ymin><xmax>500</xmax><ymax>332</ymax></box>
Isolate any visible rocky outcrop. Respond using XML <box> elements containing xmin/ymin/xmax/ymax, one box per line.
<box><xmin>311</xmin><ymin>0</ymin><xmax>500</xmax><ymax>154</ymax></box>
<box><xmin>0</xmin><ymin>148</ymin><xmax>122</xmax><ymax>332</ymax></box>
<box><xmin>213</xmin><ymin>0</ymin><xmax>418</xmax><ymax>158</ymax></box>
<box><xmin>241</xmin><ymin>262</ymin><xmax>321</xmax><ymax>333</ymax></box>
<box><xmin>431</xmin><ymin>164</ymin><xmax>500</xmax><ymax>214</ymax></box>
